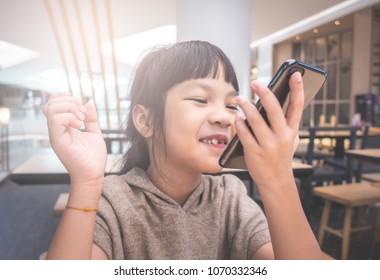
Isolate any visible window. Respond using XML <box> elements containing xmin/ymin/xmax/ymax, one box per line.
<box><xmin>293</xmin><ymin>30</ymin><xmax>353</xmax><ymax>126</ymax></box>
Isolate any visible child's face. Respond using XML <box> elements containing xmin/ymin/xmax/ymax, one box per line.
<box><xmin>161</xmin><ymin>75</ymin><xmax>239</xmax><ymax>174</ymax></box>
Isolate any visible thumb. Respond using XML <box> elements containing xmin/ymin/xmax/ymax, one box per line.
<box><xmin>83</xmin><ymin>102</ymin><xmax>102</xmax><ymax>135</ymax></box>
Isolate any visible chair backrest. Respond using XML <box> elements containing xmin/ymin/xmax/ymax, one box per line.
<box><xmin>101</xmin><ymin>129</ymin><xmax>128</xmax><ymax>154</ymax></box>
<box><xmin>361</xmin><ymin>126</ymin><xmax>380</xmax><ymax>149</ymax></box>
<box><xmin>305</xmin><ymin>126</ymin><xmax>361</xmax><ymax>165</ymax></box>
<box><xmin>354</xmin><ymin>126</ymin><xmax>380</xmax><ymax>181</ymax></box>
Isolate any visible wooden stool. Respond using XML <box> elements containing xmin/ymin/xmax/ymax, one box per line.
<box><xmin>362</xmin><ymin>173</ymin><xmax>380</xmax><ymax>183</ymax></box>
<box><xmin>313</xmin><ymin>183</ymin><xmax>380</xmax><ymax>259</ymax></box>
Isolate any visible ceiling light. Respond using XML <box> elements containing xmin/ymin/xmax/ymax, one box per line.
<box><xmin>295</xmin><ymin>35</ymin><xmax>301</xmax><ymax>41</ymax></box>
<box><xmin>335</xmin><ymin>20</ymin><xmax>341</xmax><ymax>26</ymax></box>
<box><xmin>0</xmin><ymin>40</ymin><xmax>40</xmax><ymax>70</ymax></box>
<box><xmin>102</xmin><ymin>25</ymin><xmax>177</xmax><ymax>67</ymax></box>
<box><xmin>313</xmin><ymin>28</ymin><xmax>319</xmax><ymax>34</ymax></box>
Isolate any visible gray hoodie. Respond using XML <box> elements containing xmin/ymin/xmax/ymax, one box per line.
<box><xmin>94</xmin><ymin>168</ymin><xmax>270</xmax><ymax>260</ymax></box>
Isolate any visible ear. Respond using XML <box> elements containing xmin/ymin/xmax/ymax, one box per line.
<box><xmin>132</xmin><ymin>105</ymin><xmax>153</xmax><ymax>138</ymax></box>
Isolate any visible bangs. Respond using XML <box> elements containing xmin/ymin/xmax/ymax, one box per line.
<box><xmin>146</xmin><ymin>41</ymin><xmax>239</xmax><ymax>95</ymax></box>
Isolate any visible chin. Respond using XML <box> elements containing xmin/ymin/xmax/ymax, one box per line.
<box><xmin>201</xmin><ymin>163</ymin><xmax>223</xmax><ymax>174</ymax></box>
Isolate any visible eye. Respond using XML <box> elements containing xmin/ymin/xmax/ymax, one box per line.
<box><xmin>188</xmin><ymin>98</ymin><xmax>207</xmax><ymax>104</ymax></box>
<box><xmin>226</xmin><ymin>104</ymin><xmax>238</xmax><ymax>111</ymax></box>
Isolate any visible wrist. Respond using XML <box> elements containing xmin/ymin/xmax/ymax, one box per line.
<box><xmin>70</xmin><ymin>175</ymin><xmax>104</xmax><ymax>186</ymax></box>
<box><xmin>69</xmin><ymin>177</ymin><xmax>104</xmax><ymax>201</ymax></box>
<box><xmin>257</xmin><ymin>175</ymin><xmax>298</xmax><ymax>200</ymax></box>
<box><xmin>260</xmin><ymin>175</ymin><xmax>307</xmax><ymax>204</ymax></box>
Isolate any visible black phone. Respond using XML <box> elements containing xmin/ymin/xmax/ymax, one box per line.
<box><xmin>219</xmin><ymin>59</ymin><xmax>327</xmax><ymax>169</ymax></box>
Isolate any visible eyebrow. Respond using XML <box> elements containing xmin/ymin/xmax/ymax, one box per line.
<box><xmin>185</xmin><ymin>80</ymin><xmax>239</xmax><ymax>97</ymax></box>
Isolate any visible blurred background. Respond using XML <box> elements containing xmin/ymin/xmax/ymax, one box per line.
<box><xmin>1</xmin><ymin>0</ymin><xmax>380</xmax><ymax>259</ymax></box>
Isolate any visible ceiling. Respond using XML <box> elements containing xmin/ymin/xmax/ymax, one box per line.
<box><xmin>0</xmin><ymin>0</ymin><xmax>379</xmax><ymax>94</ymax></box>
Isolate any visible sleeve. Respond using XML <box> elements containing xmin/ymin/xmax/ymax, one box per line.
<box><xmin>222</xmin><ymin>175</ymin><xmax>271</xmax><ymax>259</ymax></box>
<box><xmin>93</xmin><ymin>175</ymin><xmax>126</xmax><ymax>260</ymax></box>
<box><xmin>93</xmin><ymin>196</ymin><xmax>114</xmax><ymax>260</ymax></box>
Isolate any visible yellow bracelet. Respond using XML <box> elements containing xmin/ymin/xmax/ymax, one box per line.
<box><xmin>65</xmin><ymin>205</ymin><xmax>98</xmax><ymax>212</ymax></box>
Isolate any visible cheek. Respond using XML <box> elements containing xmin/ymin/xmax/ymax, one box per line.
<box><xmin>231</xmin><ymin>115</ymin><xmax>238</xmax><ymax>135</ymax></box>
<box><xmin>165</xmin><ymin>103</ymin><xmax>199</xmax><ymax>132</ymax></box>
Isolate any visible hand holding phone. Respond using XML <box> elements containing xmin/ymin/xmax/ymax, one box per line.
<box><xmin>219</xmin><ymin>59</ymin><xmax>327</xmax><ymax>169</ymax></box>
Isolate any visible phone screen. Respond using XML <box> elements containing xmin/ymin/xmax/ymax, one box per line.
<box><xmin>219</xmin><ymin>59</ymin><xmax>327</xmax><ymax>169</ymax></box>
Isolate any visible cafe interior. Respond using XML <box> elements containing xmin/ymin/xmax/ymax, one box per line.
<box><xmin>1</xmin><ymin>0</ymin><xmax>380</xmax><ymax>260</ymax></box>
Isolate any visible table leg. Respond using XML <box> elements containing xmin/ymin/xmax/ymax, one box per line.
<box><xmin>334</xmin><ymin>138</ymin><xmax>345</xmax><ymax>158</ymax></box>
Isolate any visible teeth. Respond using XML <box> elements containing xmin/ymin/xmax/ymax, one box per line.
<box><xmin>201</xmin><ymin>139</ymin><xmax>219</xmax><ymax>144</ymax></box>
<box><xmin>201</xmin><ymin>138</ymin><xmax>225</xmax><ymax>145</ymax></box>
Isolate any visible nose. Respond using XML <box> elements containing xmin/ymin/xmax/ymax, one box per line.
<box><xmin>208</xmin><ymin>108</ymin><xmax>233</xmax><ymax>127</ymax></box>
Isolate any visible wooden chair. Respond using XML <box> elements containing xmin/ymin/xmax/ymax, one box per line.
<box><xmin>304</xmin><ymin>126</ymin><xmax>360</xmax><ymax>186</ymax></box>
<box><xmin>355</xmin><ymin>126</ymin><xmax>380</xmax><ymax>181</ymax></box>
<box><xmin>313</xmin><ymin>183</ymin><xmax>380</xmax><ymax>259</ymax></box>
<box><xmin>102</xmin><ymin>129</ymin><xmax>127</xmax><ymax>154</ymax></box>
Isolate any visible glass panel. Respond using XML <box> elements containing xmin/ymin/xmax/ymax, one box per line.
<box><xmin>326</xmin><ymin>104</ymin><xmax>336</xmax><ymax>124</ymax></box>
<box><xmin>305</xmin><ymin>39</ymin><xmax>314</xmax><ymax>64</ymax></box>
<box><xmin>327</xmin><ymin>34</ymin><xmax>339</xmax><ymax>61</ymax></box>
<box><xmin>339</xmin><ymin>103</ymin><xmax>350</xmax><ymax>125</ymax></box>
<box><xmin>314</xmin><ymin>104</ymin><xmax>323</xmax><ymax>125</ymax></box>
<box><xmin>315</xmin><ymin>37</ymin><xmax>326</xmax><ymax>63</ymax></box>
<box><xmin>292</xmin><ymin>42</ymin><xmax>302</xmax><ymax>60</ymax></box>
<box><xmin>296</xmin><ymin>29</ymin><xmax>353</xmax><ymax>127</ymax></box>
<box><xmin>315</xmin><ymin>85</ymin><xmax>324</xmax><ymax>101</ymax></box>
<box><xmin>327</xmin><ymin>64</ymin><xmax>337</xmax><ymax>100</ymax></box>
<box><xmin>302</xmin><ymin>105</ymin><xmax>311</xmax><ymax>127</ymax></box>
<box><xmin>340</xmin><ymin>62</ymin><xmax>351</xmax><ymax>100</ymax></box>
<box><xmin>341</xmin><ymin>31</ymin><xmax>352</xmax><ymax>61</ymax></box>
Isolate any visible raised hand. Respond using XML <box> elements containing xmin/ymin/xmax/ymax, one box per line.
<box><xmin>235</xmin><ymin>72</ymin><xmax>304</xmax><ymax>189</ymax></box>
<box><xmin>43</xmin><ymin>93</ymin><xmax>107</xmax><ymax>188</ymax></box>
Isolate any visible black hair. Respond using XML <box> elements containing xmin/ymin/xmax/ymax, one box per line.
<box><xmin>119</xmin><ymin>40</ymin><xmax>239</xmax><ymax>174</ymax></box>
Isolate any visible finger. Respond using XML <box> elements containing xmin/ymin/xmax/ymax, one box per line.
<box><xmin>83</xmin><ymin>102</ymin><xmax>102</xmax><ymax>135</ymax></box>
<box><xmin>46</xmin><ymin>92</ymin><xmax>71</xmax><ymax>101</ymax></box>
<box><xmin>252</xmin><ymin>80</ymin><xmax>287</xmax><ymax>131</ymax></box>
<box><xmin>44</xmin><ymin>94</ymin><xmax>86</xmax><ymax>119</ymax></box>
<box><xmin>44</xmin><ymin>100</ymin><xmax>86</xmax><ymax>121</ymax></box>
<box><xmin>46</xmin><ymin>94</ymin><xmax>83</xmax><ymax>109</ymax></box>
<box><xmin>286</xmin><ymin>72</ymin><xmax>304</xmax><ymax>130</ymax></box>
<box><xmin>48</xmin><ymin>112</ymin><xmax>84</xmax><ymax>136</ymax></box>
<box><xmin>234</xmin><ymin>114</ymin><xmax>259</xmax><ymax>150</ymax></box>
<box><xmin>236</xmin><ymin>95</ymin><xmax>271</xmax><ymax>144</ymax></box>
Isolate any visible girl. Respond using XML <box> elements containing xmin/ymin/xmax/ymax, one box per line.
<box><xmin>43</xmin><ymin>41</ymin><xmax>321</xmax><ymax>259</ymax></box>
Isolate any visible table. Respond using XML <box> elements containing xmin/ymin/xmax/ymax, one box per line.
<box><xmin>345</xmin><ymin>149</ymin><xmax>380</xmax><ymax>182</ymax></box>
<box><xmin>299</xmin><ymin>126</ymin><xmax>362</xmax><ymax>159</ymax></box>
<box><xmin>10</xmin><ymin>154</ymin><xmax>123</xmax><ymax>184</ymax></box>
<box><xmin>345</xmin><ymin>149</ymin><xmax>380</xmax><ymax>165</ymax></box>
<box><xmin>11</xmin><ymin>153</ymin><xmax>312</xmax><ymax>191</ymax></box>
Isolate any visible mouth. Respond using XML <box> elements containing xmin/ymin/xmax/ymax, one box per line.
<box><xmin>199</xmin><ymin>134</ymin><xmax>229</xmax><ymax>146</ymax></box>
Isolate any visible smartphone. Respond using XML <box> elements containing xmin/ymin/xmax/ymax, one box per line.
<box><xmin>219</xmin><ymin>59</ymin><xmax>327</xmax><ymax>169</ymax></box>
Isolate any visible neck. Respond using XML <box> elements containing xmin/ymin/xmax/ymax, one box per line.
<box><xmin>146</xmin><ymin>164</ymin><xmax>202</xmax><ymax>206</ymax></box>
